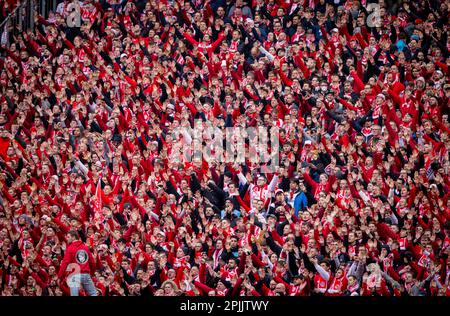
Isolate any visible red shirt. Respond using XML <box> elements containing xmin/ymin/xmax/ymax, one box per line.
<box><xmin>58</xmin><ymin>240</ymin><xmax>96</xmax><ymax>279</ymax></box>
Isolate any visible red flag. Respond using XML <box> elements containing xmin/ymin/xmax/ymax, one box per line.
<box><xmin>93</xmin><ymin>178</ymin><xmax>104</xmax><ymax>224</ymax></box>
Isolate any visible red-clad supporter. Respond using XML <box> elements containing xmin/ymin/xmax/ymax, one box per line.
<box><xmin>0</xmin><ymin>0</ymin><xmax>449</xmax><ymax>297</ymax></box>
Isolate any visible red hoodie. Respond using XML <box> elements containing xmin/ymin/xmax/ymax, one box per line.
<box><xmin>58</xmin><ymin>240</ymin><xmax>96</xmax><ymax>279</ymax></box>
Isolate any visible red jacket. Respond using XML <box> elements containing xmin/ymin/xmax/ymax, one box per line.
<box><xmin>58</xmin><ymin>241</ymin><xmax>96</xmax><ymax>279</ymax></box>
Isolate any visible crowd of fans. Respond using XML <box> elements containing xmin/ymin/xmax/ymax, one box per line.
<box><xmin>1</xmin><ymin>0</ymin><xmax>22</xmax><ymax>25</ymax></box>
<box><xmin>0</xmin><ymin>0</ymin><xmax>449</xmax><ymax>296</ymax></box>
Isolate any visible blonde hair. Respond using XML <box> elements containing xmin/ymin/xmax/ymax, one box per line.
<box><xmin>161</xmin><ymin>280</ymin><xmax>179</xmax><ymax>295</ymax></box>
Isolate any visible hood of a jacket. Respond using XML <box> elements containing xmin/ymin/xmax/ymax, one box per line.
<box><xmin>70</xmin><ymin>240</ymin><xmax>84</xmax><ymax>248</ymax></box>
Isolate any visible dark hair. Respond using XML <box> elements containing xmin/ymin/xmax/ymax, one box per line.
<box><xmin>67</xmin><ymin>230</ymin><xmax>80</xmax><ymax>240</ymax></box>
<box><xmin>444</xmin><ymin>220</ymin><xmax>450</xmax><ymax>231</ymax></box>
